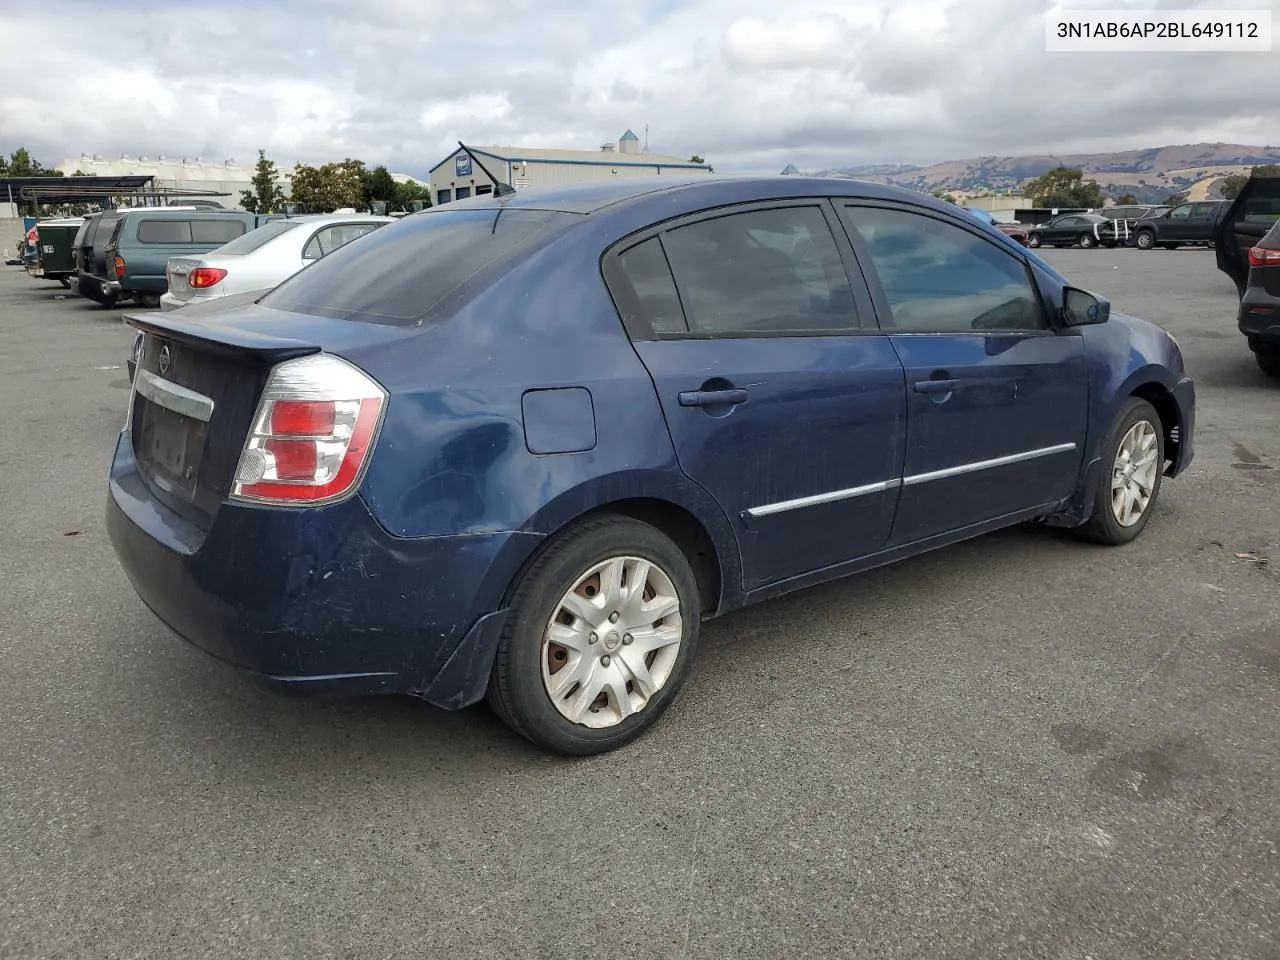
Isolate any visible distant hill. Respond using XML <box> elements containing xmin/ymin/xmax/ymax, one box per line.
<box><xmin>813</xmin><ymin>142</ymin><xmax>1280</xmax><ymax>202</ymax></box>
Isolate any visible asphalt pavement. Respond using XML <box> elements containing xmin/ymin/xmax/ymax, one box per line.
<box><xmin>0</xmin><ymin>249</ymin><xmax>1276</xmax><ymax>960</ymax></box>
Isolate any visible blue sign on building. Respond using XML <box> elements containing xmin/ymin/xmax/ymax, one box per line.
<box><xmin>455</xmin><ymin>153</ymin><xmax>472</xmax><ymax>178</ymax></box>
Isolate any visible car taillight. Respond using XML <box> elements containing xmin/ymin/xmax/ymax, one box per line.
<box><xmin>188</xmin><ymin>267</ymin><xmax>227</xmax><ymax>288</ymax></box>
<box><xmin>231</xmin><ymin>353</ymin><xmax>387</xmax><ymax>505</ymax></box>
<box><xmin>1247</xmin><ymin>246</ymin><xmax>1280</xmax><ymax>267</ymax></box>
<box><xmin>113</xmin><ymin>255</ymin><xmax>126</xmax><ymax>279</ymax></box>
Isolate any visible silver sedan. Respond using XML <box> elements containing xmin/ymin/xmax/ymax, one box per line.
<box><xmin>159</xmin><ymin>213</ymin><xmax>393</xmax><ymax>311</ymax></box>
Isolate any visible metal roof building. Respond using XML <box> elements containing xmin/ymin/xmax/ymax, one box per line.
<box><xmin>427</xmin><ymin>131</ymin><xmax>712</xmax><ymax>204</ymax></box>
<box><xmin>53</xmin><ymin>155</ymin><xmax>428</xmax><ymax>210</ymax></box>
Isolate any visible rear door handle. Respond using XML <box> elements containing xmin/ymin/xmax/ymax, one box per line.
<box><xmin>913</xmin><ymin>379</ymin><xmax>959</xmax><ymax>394</ymax></box>
<box><xmin>678</xmin><ymin>388</ymin><xmax>748</xmax><ymax>407</ymax></box>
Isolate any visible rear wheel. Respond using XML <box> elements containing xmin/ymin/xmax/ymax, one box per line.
<box><xmin>138</xmin><ymin>293</ymin><xmax>161</xmax><ymax>309</ymax></box>
<box><xmin>1028</xmin><ymin>235</ymin><xmax>1042</xmax><ymax>248</ymax></box>
<box><xmin>1076</xmin><ymin>398</ymin><xmax>1164</xmax><ymax>546</ymax></box>
<box><xmin>487</xmin><ymin>515</ymin><xmax>700</xmax><ymax>755</ymax></box>
<box><xmin>1255</xmin><ymin>342</ymin><xmax>1280</xmax><ymax>378</ymax></box>
<box><xmin>1135</xmin><ymin>230</ymin><xmax>1156</xmax><ymax>250</ymax></box>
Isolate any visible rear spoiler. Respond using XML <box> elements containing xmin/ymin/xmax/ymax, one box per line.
<box><xmin>124</xmin><ymin>311</ymin><xmax>320</xmax><ymax>365</ymax></box>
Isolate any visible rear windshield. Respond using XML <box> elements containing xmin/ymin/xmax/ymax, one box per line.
<box><xmin>261</xmin><ymin>207</ymin><xmax>576</xmax><ymax>325</ymax></box>
<box><xmin>135</xmin><ymin>218</ymin><xmax>248</xmax><ymax>244</ymax></box>
<box><xmin>214</xmin><ymin>218</ymin><xmax>301</xmax><ymax>254</ymax></box>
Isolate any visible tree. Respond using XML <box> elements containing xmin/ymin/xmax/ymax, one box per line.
<box><xmin>1164</xmin><ymin>192</ymin><xmax>1187</xmax><ymax>205</ymax></box>
<box><xmin>689</xmin><ymin>155</ymin><xmax>705</xmax><ymax>164</ymax></box>
<box><xmin>393</xmin><ymin>179</ymin><xmax>431</xmax><ymax>210</ymax></box>
<box><xmin>238</xmin><ymin>149</ymin><xmax>285</xmax><ymax>213</ymax></box>
<box><xmin>1</xmin><ymin>147</ymin><xmax>48</xmax><ymax>177</ymax></box>
<box><xmin>1115</xmin><ymin>193</ymin><xmax>1138</xmax><ymax>205</ymax></box>
<box><xmin>360</xmin><ymin>164</ymin><xmax>398</xmax><ymax>208</ymax></box>
<box><xmin>930</xmin><ymin>189</ymin><xmax>958</xmax><ymax>204</ymax></box>
<box><xmin>1024</xmin><ymin>166</ymin><xmax>1104</xmax><ymax>208</ymax></box>
<box><xmin>289</xmin><ymin>158</ymin><xmax>365</xmax><ymax>213</ymax></box>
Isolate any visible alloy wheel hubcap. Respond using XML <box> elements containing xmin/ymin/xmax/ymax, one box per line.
<box><xmin>541</xmin><ymin>556</ymin><xmax>683</xmax><ymax>729</ymax></box>
<box><xmin>1111</xmin><ymin>420</ymin><xmax>1159</xmax><ymax>527</ymax></box>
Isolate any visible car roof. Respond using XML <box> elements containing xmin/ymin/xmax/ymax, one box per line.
<box><xmin>435</xmin><ymin>175</ymin><xmax>953</xmax><ymax>216</ymax></box>
<box><xmin>281</xmin><ymin>213</ymin><xmax>395</xmax><ymax>223</ymax></box>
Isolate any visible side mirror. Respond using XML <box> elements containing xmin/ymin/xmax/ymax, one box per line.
<box><xmin>1062</xmin><ymin>287</ymin><xmax>1110</xmax><ymax>326</ymax></box>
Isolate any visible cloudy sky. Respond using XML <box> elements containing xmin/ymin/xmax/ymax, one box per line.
<box><xmin>1</xmin><ymin>0</ymin><xmax>1276</xmax><ymax>177</ymax></box>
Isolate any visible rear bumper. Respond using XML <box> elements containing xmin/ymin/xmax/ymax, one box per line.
<box><xmin>1168</xmin><ymin>377</ymin><xmax>1196</xmax><ymax>478</ymax></box>
<box><xmin>106</xmin><ymin>433</ymin><xmax>539</xmax><ymax>707</ymax></box>
<box><xmin>159</xmin><ymin>292</ymin><xmax>185</xmax><ymax>312</ymax></box>
<box><xmin>1238</xmin><ymin>289</ymin><xmax>1280</xmax><ymax>342</ymax></box>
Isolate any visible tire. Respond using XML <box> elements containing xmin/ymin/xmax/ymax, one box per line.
<box><xmin>1135</xmin><ymin>231</ymin><xmax>1156</xmax><ymax>250</ymax></box>
<box><xmin>1079</xmin><ymin>233</ymin><xmax>1096</xmax><ymax>249</ymax></box>
<box><xmin>1028</xmin><ymin>235</ymin><xmax>1042</xmax><ymax>248</ymax></box>
<box><xmin>487</xmin><ymin>515</ymin><xmax>701</xmax><ymax>755</ymax></box>
<box><xmin>59</xmin><ymin>277</ymin><xmax>71</xmax><ymax>289</ymax></box>
<box><xmin>1255</xmin><ymin>342</ymin><xmax>1280</xmax><ymax>378</ymax></box>
<box><xmin>139</xmin><ymin>293</ymin><xmax>161</xmax><ymax>309</ymax></box>
<box><xmin>1161</xmin><ymin>243</ymin><xmax>1179</xmax><ymax>250</ymax></box>
<box><xmin>1076</xmin><ymin>397</ymin><xmax>1165</xmax><ymax>546</ymax></box>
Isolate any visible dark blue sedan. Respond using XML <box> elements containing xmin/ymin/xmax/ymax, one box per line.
<box><xmin>108</xmin><ymin>176</ymin><xmax>1195</xmax><ymax>754</ymax></box>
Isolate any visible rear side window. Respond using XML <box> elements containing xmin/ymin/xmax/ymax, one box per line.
<box><xmin>613</xmin><ymin>239</ymin><xmax>686</xmax><ymax>334</ymax></box>
<box><xmin>137</xmin><ymin>220</ymin><xmax>192</xmax><ymax>243</ymax></box>
<box><xmin>215</xmin><ymin>219</ymin><xmax>301</xmax><ymax>254</ymax></box>
<box><xmin>262</xmin><ymin>208</ymin><xmax>574</xmax><ymax>325</ymax></box>
<box><xmin>1191</xmin><ymin>205</ymin><xmax>1213</xmax><ymax>221</ymax></box>
<box><xmin>191</xmin><ymin>219</ymin><xmax>247</xmax><ymax>243</ymax></box>
<box><xmin>843</xmin><ymin>206</ymin><xmax>1048</xmax><ymax>333</ymax></box>
<box><xmin>659</xmin><ymin>206</ymin><xmax>857</xmax><ymax>336</ymax></box>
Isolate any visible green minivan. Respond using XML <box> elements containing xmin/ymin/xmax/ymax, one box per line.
<box><xmin>80</xmin><ymin>209</ymin><xmax>282</xmax><ymax>308</ymax></box>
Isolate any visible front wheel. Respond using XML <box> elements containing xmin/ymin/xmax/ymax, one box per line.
<box><xmin>1079</xmin><ymin>233</ymin><xmax>1096</xmax><ymax>249</ymax></box>
<box><xmin>1135</xmin><ymin>231</ymin><xmax>1156</xmax><ymax>250</ymax></box>
<box><xmin>1076</xmin><ymin>398</ymin><xmax>1165</xmax><ymax>545</ymax></box>
<box><xmin>487</xmin><ymin>515</ymin><xmax>701</xmax><ymax>755</ymax></box>
<box><xmin>1255</xmin><ymin>342</ymin><xmax>1280</xmax><ymax>378</ymax></box>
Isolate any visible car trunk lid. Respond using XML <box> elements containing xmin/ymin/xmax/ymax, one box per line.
<box><xmin>124</xmin><ymin>302</ymin><xmax>414</xmax><ymax>529</ymax></box>
<box><xmin>165</xmin><ymin>257</ymin><xmax>203</xmax><ymax>300</ymax></box>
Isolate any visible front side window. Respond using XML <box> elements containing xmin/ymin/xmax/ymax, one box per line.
<box><xmin>843</xmin><ymin>206</ymin><xmax>1048</xmax><ymax>334</ymax></box>
<box><xmin>1168</xmin><ymin>205</ymin><xmax>1191</xmax><ymax>221</ymax></box>
<box><xmin>659</xmin><ymin>206</ymin><xmax>857</xmax><ymax>336</ymax></box>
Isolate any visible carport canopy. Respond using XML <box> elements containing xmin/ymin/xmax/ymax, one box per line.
<box><xmin>1</xmin><ymin>175</ymin><xmax>156</xmax><ymax>205</ymax></box>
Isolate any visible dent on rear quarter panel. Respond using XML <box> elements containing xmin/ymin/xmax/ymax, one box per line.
<box><xmin>346</xmin><ymin>228</ymin><xmax>745</xmax><ymax>610</ymax></box>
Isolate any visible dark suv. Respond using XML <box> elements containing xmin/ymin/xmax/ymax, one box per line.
<box><xmin>1214</xmin><ymin>172</ymin><xmax>1280</xmax><ymax>377</ymax></box>
<box><xmin>1129</xmin><ymin>201</ymin><xmax>1227</xmax><ymax>250</ymax></box>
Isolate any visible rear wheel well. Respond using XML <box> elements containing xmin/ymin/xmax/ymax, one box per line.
<box><xmin>1131</xmin><ymin>382</ymin><xmax>1180</xmax><ymax>467</ymax></box>
<box><xmin>515</xmin><ymin>499</ymin><xmax>723</xmax><ymax>618</ymax></box>
<box><xmin>590</xmin><ymin>499</ymin><xmax>722</xmax><ymax>616</ymax></box>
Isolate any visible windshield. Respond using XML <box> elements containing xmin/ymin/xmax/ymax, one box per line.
<box><xmin>213</xmin><ymin>218</ymin><xmax>301</xmax><ymax>255</ymax></box>
<box><xmin>262</xmin><ymin>207</ymin><xmax>577</xmax><ymax>325</ymax></box>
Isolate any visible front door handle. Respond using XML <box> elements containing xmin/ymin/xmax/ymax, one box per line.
<box><xmin>913</xmin><ymin>378</ymin><xmax>959</xmax><ymax>394</ymax></box>
<box><xmin>678</xmin><ymin>388</ymin><xmax>748</xmax><ymax>407</ymax></box>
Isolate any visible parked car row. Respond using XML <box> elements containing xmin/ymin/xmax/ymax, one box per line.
<box><xmin>1027</xmin><ymin>201</ymin><xmax>1229</xmax><ymax>250</ymax></box>
<box><xmin>19</xmin><ymin>207</ymin><xmax>392</xmax><ymax>310</ymax></box>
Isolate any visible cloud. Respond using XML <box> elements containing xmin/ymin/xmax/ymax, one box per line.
<box><xmin>1</xmin><ymin>0</ymin><xmax>1276</xmax><ymax>177</ymax></box>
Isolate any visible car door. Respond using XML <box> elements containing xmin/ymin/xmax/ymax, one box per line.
<box><xmin>1217</xmin><ymin>174</ymin><xmax>1280</xmax><ymax>294</ymax></box>
<box><xmin>837</xmin><ymin>202</ymin><xmax>1088</xmax><ymax>545</ymax></box>
<box><xmin>1188</xmin><ymin>203</ymin><xmax>1216</xmax><ymax>242</ymax></box>
<box><xmin>1164</xmin><ymin>204</ymin><xmax>1192</xmax><ymax>240</ymax></box>
<box><xmin>1048</xmin><ymin>216</ymin><xmax>1079</xmax><ymax>244</ymax></box>
<box><xmin>604</xmin><ymin>201</ymin><xmax>908</xmax><ymax>590</ymax></box>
